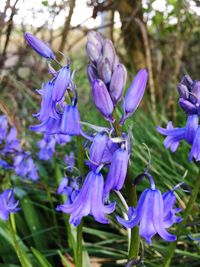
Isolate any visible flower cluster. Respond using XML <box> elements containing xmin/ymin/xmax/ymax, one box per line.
<box><xmin>0</xmin><ymin>189</ymin><xmax>20</xmax><ymax>220</ymax></box>
<box><xmin>0</xmin><ymin>115</ymin><xmax>38</xmax><ymax>180</ymax></box>
<box><xmin>157</xmin><ymin>75</ymin><xmax>200</xmax><ymax>161</ymax></box>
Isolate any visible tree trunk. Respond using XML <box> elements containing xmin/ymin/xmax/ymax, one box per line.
<box><xmin>116</xmin><ymin>0</ymin><xmax>146</xmax><ymax>70</ymax></box>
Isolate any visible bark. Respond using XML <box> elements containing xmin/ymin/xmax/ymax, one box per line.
<box><xmin>116</xmin><ymin>0</ymin><xmax>146</xmax><ymax>70</ymax></box>
<box><xmin>57</xmin><ymin>0</ymin><xmax>76</xmax><ymax>61</ymax></box>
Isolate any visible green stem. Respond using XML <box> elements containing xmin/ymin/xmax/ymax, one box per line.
<box><xmin>163</xmin><ymin>170</ymin><xmax>200</xmax><ymax>267</ymax></box>
<box><xmin>76</xmin><ymin>135</ymin><xmax>85</xmax><ymax>267</ymax></box>
<box><xmin>8</xmin><ymin>215</ymin><xmax>28</xmax><ymax>267</ymax></box>
<box><xmin>112</xmin><ymin>110</ymin><xmax>140</xmax><ymax>262</ymax></box>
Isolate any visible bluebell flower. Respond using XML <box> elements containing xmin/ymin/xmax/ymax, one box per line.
<box><xmin>37</xmin><ymin>136</ymin><xmax>56</xmax><ymax>161</ymax></box>
<box><xmin>0</xmin><ymin>189</ymin><xmax>20</xmax><ymax>220</ymax></box>
<box><xmin>2</xmin><ymin>127</ymin><xmax>21</xmax><ymax>154</ymax></box>
<box><xmin>34</xmin><ymin>82</ymin><xmax>59</xmax><ymax>122</ymax></box>
<box><xmin>14</xmin><ymin>152</ymin><xmax>39</xmax><ymax>181</ymax></box>
<box><xmin>57</xmin><ymin>177</ymin><xmax>80</xmax><ymax>204</ymax></box>
<box><xmin>52</xmin><ymin>66</ymin><xmax>71</xmax><ymax>102</ymax></box>
<box><xmin>92</xmin><ymin>79</ymin><xmax>114</xmax><ymax>122</ymax></box>
<box><xmin>0</xmin><ymin>115</ymin><xmax>8</xmax><ymax>143</ymax></box>
<box><xmin>64</xmin><ymin>152</ymin><xmax>75</xmax><ymax>172</ymax></box>
<box><xmin>120</xmin><ymin>69</ymin><xmax>148</xmax><ymax>125</ymax></box>
<box><xmin>54</xmin><ymin>134</ymin><xmax>71</xmax><ymax>145</ymax></box>
<box><xmin>177</xmin><ymin>75</ymin><xmax>200</xmax><ymax>115</ymax></box>
<box><xmin>0</xmin><ymin>159</ymin><xmax>12</xmax><ymax>170</ymax></box>
<box><xmin>25</xmin><ymin>33</ymin><xmax>55</xmax><ymax>59</ymax></box>
<box><xmin>104</xmin><ymin>147</ymin><xmax>129</xmax><ymax>194</ymax></box>
<box><xmin>60</xmin><ymin>105</ymin><xmax>81</xmax><ymax>136</ymax></box>
<box><xmin>30</xmin><ymin>116</ymin><xmax>61</xmax><ymax>135</ymax></box>
<box><xmin>56</xmin><ymin>170</ymin><xmax>115</xmax><ymax>226</ymax></box>
<box><xmin>157</xmin><ymin>115</ymin><xmax>199</xmax><ymax>160</ymax></box>
<box><xmin>117</xmin><ymin>186</ymin><xmax>180</xmax><ymax>244</ymax></box>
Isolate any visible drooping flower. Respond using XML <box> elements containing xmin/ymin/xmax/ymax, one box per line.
<box><xmin>56</xmin><ymin>170</ymin><xmax>115</xmax><ymax>226</ymax></box>
<box><xmin>25</xmin><ymin>33</ymin><xmax>55</xmax><ymax>59</ymax></box>
<box><xmin>157</xmin><ymin>115</ymin><xmax>199</xmax><ymax>160</ymax></box>
<box><xmin>60</xmin><ymin>105</ymin><xmax>81</xmax><ymax>136</ymax></box>
<box><xmin>52</xmin><ymin>66</ymin><xmax>71</xmax><ymax>102</ymax></box>
<box><xmin>37</xmin><ymin>136</ymin><xmax>56</xmax><ymax>161</ymax></box>
<box><xmin>117</xmin><ymin>187</ymin><xmax>179</xmax><ymax>244</ymax></box>
<box><xmin>104</xmin><ymin>147</ymin><xmax>129</xmax><ymax>194</ymax></box>
<box><xmin>120</xmin><ymin>69</ymin><xmax>148</xmax><ymax>125</ymax></box>
<box><xmin>57</xmin><ymin>177</ymin><xmax>80</xmax><ymax>204</ymax></box>
<box><xmin>2</xmin><ymin>127</ymin><xmax>21</xmax><ymax>154</ymax></box>
<box><xmin>14</xmin><ymin>152</ymin><xmax>39</xmax><ymax>181</ymax></box>
<box><xmin>0</xmin><ymin>115</ymin><xmax>8</xmax><ymax>143</ymax></box>
<box><xmin>0</xmin><ymin>189</ymin><xmax>20</xmax><ymax>220</ymax></box>
<box><xmin>30</xmin><ymin>116</ymin><xmax>61</xmax><ymax>135</ymax></box>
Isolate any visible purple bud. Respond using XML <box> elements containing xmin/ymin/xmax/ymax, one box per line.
<box><xmin>87</xmin><ymin>64</ymin><xmax>98</xmax><ymax>85</ymax></box>
<box><xmin>180</xmin><ymin>75</ymin><xmax>193</xmax><ymax>88</ymax></box>
<box><xmin>120</xmin><ymin>69</ymin><xmax>148</xmax><ymax>124</ymax></box>
<box><xmin>0</xmin><ymin>115</ymin><xmax>8</xmax><ymax>143</ymax></box>
<box><xmin>25</xmin><ymin>33</ymin><xmax>55</xmax><ymax>59</ymax></box>
<box><xmin>104</xmin><ymin>148</ymin><xmax>129</xmax><ymax>194</ymax></box>
<box><xmin>92</xmin><ymin>79</ymin><xmax>114</xmax><ymax>122</ymax></box>
<box><xmin>110</xmin><ymin>64</ymin><xmax>127</xmax><ymax>105</ymax></box>
<box><xmin>87</xmin><ymin>31</ymin><xmax>103</xmax><ymax>51</ymax></box>
<box><xmin>177</xmin><ymin>83</ymin><xmax>189</xmax><ymax>99</ymax></box>
<box><xmin>89</xmin><ymin>133</ymin><xmax>108</xmax><ymax>170</ymax></box>
<box><xmin>101</xmin><ymin>57</ymin><xmax>112</xmax><ymax>84</ymax></box>
<box><xmin>103</xmin><ymin>39</ymin><xmax>116</xmax><ymax>68</ymax></box>
<box><xmin>178</xmin><ymin>98</ymin><xmax>197</xmax><ymax>115</ymax></box>
<box><xmin>60</xmin><ymin>105</ymin><xmax>81</xmax><ymax>136</ymax></box>
<box><xmin>53</xmin><ymin>66</ymin><xmax>71</xmax><ymax>102</ymax></box>
<box><xmin>86</xmin><ymin>41</ymin><xmax>101</xmax><ymax>62</ymax></box>
<box><xmin>191</xmin><ymin>81</ymin><xmax>200</xmax><ymax>101</ymax></box>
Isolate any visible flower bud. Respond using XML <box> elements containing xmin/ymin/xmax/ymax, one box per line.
<box><xmin>25</xmin><ymin>33</ymin><xmax>55</xmax><ymax>59</ymax></box>
<box><xmin>178</xmin><ymin>98</ymin><xmax>197</xmax><ymax>115</ymax></box>
<box><xmin>87</xmin><ymin>30</ymin><xmax>103</xmax><ymax>51</ymax></box>
<box><xmin>60</xmin><ymin>105</ymin><xmax>81</xmax><ymax>136</ymax></box>
<box><xmin>86</xmin><ymin>41</ymin><xmax>101</xmax><ymax>62</ymax></box>
<box><xmin>53</xmin><ymin>66</ymin><xmax>71</xmax><ymax>102</ymax></box>
<box><xmin>177</xmin><ymin>83</ymin><xmax>189</xmax><ymax>99</ymax></box>
<box><xmin>103</xmin><ymin>39</ymin><xmax>116</xmax><ymax>69</ymax></box>
<box><xmin>109</xmin><ymin>64</ymin><xmax>127</xmax><ymax>105</ymax></box>
<box><xmin>92</xmin><ymin>79</ymin><xmax>114</xmax><ymax>122</ymax></box>
<box><xmin>87</xmin><ymin>64</ymin><xmax>98</xmax><ymax>85</ymax></box>
<box><xmin>120</xmin><ymin>69</ymin><xmax>148</xmax><ymax>124</ymax></box>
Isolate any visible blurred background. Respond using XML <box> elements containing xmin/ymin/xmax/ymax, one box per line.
<box><xmin>0</xmin><ymin>1</ymin><xmax>200</xmax><ymax>266</ymax></box>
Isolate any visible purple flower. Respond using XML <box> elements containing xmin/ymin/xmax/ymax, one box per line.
<box><xmin>57</xmin><ymin>177</ymin><xmax>80</xmax><ymax>204</ymax></box>
<box><xmin>0</xmin><ymin>189</ymin><xmax>20</xmax><ymax>220</ymax></box>
<box><xmin>37</xmin><ymin>137</ymin><xmax>56</xmax><ymax>161</ymax></box>
<box><xmin>54</xmin><ymin>134</ymin><xmax>71</xmax><ymax>145</ymax></box>
<box><xmin>120</xmin><ymin>69</ymin><xmax>148</xmax><ymax>125</ymax></box>
<box><xmin>92</xmin><ymin>79</ymin><xmax>114</xmax><ymax>122</ymax></box>
<box><xmin>34</xmin><ymin>82</ymin><xmax>59</xmax><ymax>122</ymax></box>
<box><xmin>30</xmin><ymin>116</ymin><xmax>61</xmax><ymax>135</ymax></box>
<box><xmin>104</xmin><ymin>147</ymin><xmax>129</xmax><ymax>194</ymax></box>
<box><xmin>189</xmin><ymin>126</ymin><xmax>200</xmax><ymax>161</ymax></box>
<box><xmin>25</xmin><ymin>33</ymin><xmax>55</xmax><ymax>59</ymax></box>
<box><xmin>86</xmin><ymin>41</ymin><xmax>101</xmax><ymax>63</ymax></box>
<box><xmin>109</xmin><ymin>64</ymin><xmax>127</xmax><ymax>105</ymax></box>
<box><xmin>88</xmin><ymin>133</ymin><xmax>108</xmax><ymax>170</ymax></box>
<box><xmin>0</xmin><ymin>159</ymin><xmax>12</xmax><ymax>170</ymax></box>
<box><xmin>0</xmin><ymin>115</ymin><xmax>8</xmax><ymax>143</ymax></box>
<box><xmin>178</xmin><ymin>75</ymin><xmax>200</xmax><ymax>115</ymax></box>
<box><xmin>117</xmin><ymin>187</ymin><xmax>179</xmax><ymax>244</ymax></box>
<box><xmin>56</xmin><ymin>170</ymin><xmax>115</xmax><ymax>226</ymax></box>
<box><xmin>14</xmin><ymin>152</ymin><xmax>39</xmax><ymax>181</ymax></box>
<box><xmin>60</xmin><ymin>105</ymin><xmax>81</xmax><ymax>136</ymax></box>
<box><xmin>2</xmin><ymin>127</ymin><xmax>21</xmax><ymax>154</ymax></box>
<box><xmin>53</xmin><ymin>66</ymin><xmax>71</xmax><ymax>102</ymax></box>
<box><xmin>157</xmin><ymin>115</ymin><xmax>199</xmax><ymax>159</ymax></box>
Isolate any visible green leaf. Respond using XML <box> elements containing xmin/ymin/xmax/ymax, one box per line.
<box><xmin>31</xmin><ymin>247</ymin><xmax>53</xmax><ymax>267</ymax></box>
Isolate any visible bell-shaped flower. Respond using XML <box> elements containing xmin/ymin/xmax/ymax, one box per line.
<box><xmin>14</xmin><ymin>152</ymin><xmax>39</xmax><ymax>181</ymax></box>
<box><xmin>92</xmin><ymin>79</ymin><xmax>114</xmax><ymax>122</ymax></box>
<box><xmin>0</xmin><ymin>115</ymin><xmax>8</xmax><ymax>143</ymax></box>
<box><xmin>30</xmin><ymin>116</ymin><xmax>61</xmax><ymax>135</ymax></box>
<box><xmin>163</xmin><ymin>190</ymin><xmax>182</xmax><ymax>228</ymax></box>
<box><xmin>57</xmin><ymin>177</ymin><xmax>80</xmax><ymax>204</ymax></box>
<box><xmin>25</xmin><ymin>33</ymin><xmax>55</xmax><ymax>59</ymax></box>
<box><xmin>109</xmin><ymin>64</ymin><xmax>127</xmax><ymax>105</ymax></box>
<box><xmin>88</xmin><ymin>133</ymin><xmax>108</xmax><ymax>170</ymax></box>
<box><xmin>117</xmin><ymin>187</ymin><xmax>179</xmax><ymax>245</ymax></box>
<box><xmin>56</xmin><ymin>170</ymin><xmax>116</xmax><ymax>226</ymax></box>
<box><xmin>0</xmin><ymin>189</ymin><xmax>20</xmax><ymax>220</ymax></box>
<box><xmin>104</xmin><ymin>147</ymin><xmax>129</xmax><ymax>194</ymax></box>
<box><xmin>157</xmin><ymin>115</ymin><xmax>199</xmax><ymax>158</ymax></box>
<box><xmin>120</xmin><ymin>69</ymin><xmax>148</xmax><ymax>125</ymax></box>
<box><xmin>54</xmin><ymin>133</ymin><xmax>71</xmax><ymax>145</ymax></box>
<box><xmin>34</xmin><ymin>82</ymin><xmax>59</xmax><ymax>122</ymax></box>
<box><xmin>53</xmin><ymin>66</ymin><xmax>71</xmax><ymax>102</ymax></box>
<box><xmin>2</xmin><ymin>127</ymin><xmax>21</xmax><ymax>154</ymax></box>
<box><xmin>189</xmin><ymin>126</ymin><xmax>200</xmax><ymax>161</ymax></box>
<box><xmin>60</xmin><ymin>105</ymin><xmax>81</xmax><ymax>136</ymax></box>
<box><xmin>37</xmin><ymin>136</ymin><xmax>56</xmax><ymax>161</ymax></box>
